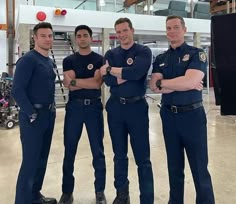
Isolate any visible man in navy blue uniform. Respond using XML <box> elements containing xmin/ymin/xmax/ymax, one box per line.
<box><xmin>150</xmin><ymin>15</ymin><xmax>215</xmax><ymax>204</ymax></box>
<box><xmin>12</xmin><ymin>22</ymin><xmax>57</xmax><ymax>204</ymax></box>
<box><xmin>100</xmin><ymin>17</ymin><xmax>154</xmax><ymax>204</ymax></box>
<box><xmin>58</xmin><ymin>25</ymin><xmax>106</xmax><ymax>204</ymax></box>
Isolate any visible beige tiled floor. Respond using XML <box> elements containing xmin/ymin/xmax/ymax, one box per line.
<box><xmin>0</xmin><ymin>89</ymin><xmax>236</xmax><ymax>204</ymax></box>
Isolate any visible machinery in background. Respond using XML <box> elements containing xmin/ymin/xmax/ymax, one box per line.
<box><xmin>0</xmin><ymin>72</ymin><xmax>19</xmax><ymax>129</ymax></box>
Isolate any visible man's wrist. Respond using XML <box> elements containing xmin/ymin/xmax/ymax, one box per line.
<box><xmin>70</xmin><ymin>79</ymin><xmax>76</xmax><ymax>86</ymax></box>
<box><xmin>156</xmin><ymin>79</ymin><xmax>162</xmax><ymax>90</ymax></box>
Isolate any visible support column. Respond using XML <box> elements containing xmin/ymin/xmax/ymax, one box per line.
<box><xmin>101</xmin><ymin>28</ymin><xmax>110</xmax><ymax>103</ymax></box>
<box><xmin>6</xmin><ymin>0</ymin><xmax>15</xmax><ymax>76</ymax></box>
<box><xmin>193</xmin><ymin>32</ymin><xmax>201</xmax><ymax>48</ymax></box>
<box><xmin>17</xmin><ymin>25</ymin><xmax>31</xmax><ymax>56</ymax></box>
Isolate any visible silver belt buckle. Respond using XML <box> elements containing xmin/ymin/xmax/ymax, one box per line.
<box><xmin>171</xmin><ymin>105</ymin><xmax>178</xmax><ymax>113</ymax></box>
<box><xmin>120</xmin><ymin>97</ymin><xmax>126</xmax><ymax>104</ymax></box>
<box><xmin>84</xmin><ymin>99</ymin><xmax>91</xmax><ymax>105</ymax></box>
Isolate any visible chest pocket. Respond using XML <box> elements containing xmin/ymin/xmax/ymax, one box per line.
<box><xmin>157</xmin><ymin>57</ymin><xmax>170</xmax><ymax>78</ymax></box>
<box><xmin>175</xmin><ymin>61</ymin><xmax>190</xmax><ymax>77</ymax></box>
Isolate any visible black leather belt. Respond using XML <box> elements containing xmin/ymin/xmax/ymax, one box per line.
<box><xmin>164</xmin><ymin>102</ymin><xmax>203</xmax><ymax>113</ymax></box>
<box><xmin>75</xmin><ymin>98</ymin><xmax>101</xmax><ymax>105</ymax></box>
<box><xmin>33</xmin><ymin>103</ymin><xmax>55</xmax><ymax>111</ymax></box>
<box><xmin>111</xmin><ymin>95</ymin><xmax>144</xmax><ymax>104</ymax></box>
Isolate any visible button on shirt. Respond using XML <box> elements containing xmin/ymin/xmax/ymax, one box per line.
<box><xmin>152</xmin><ymin>42</ymin><xmax>207</xmax><ymax>105</ymax></box>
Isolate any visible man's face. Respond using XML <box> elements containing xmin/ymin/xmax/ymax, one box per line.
<box><xmin>115</xmin><ymin>22</ymin><xmax>134</xmax><ymax>47</ymax></box>
<box><xmin>34</xmin><ymin>28</ymin><xmax>53</xmax><ymax>51</ymax></box>
<box><xmin>75</xmin><ymin>29</ymin><xmax>92</xmax><ymax>49</ymax></box>
<box><xmin>166</xmin><ymin>18</ymin><xmax>186</xmax><ymax>44</ymax></box>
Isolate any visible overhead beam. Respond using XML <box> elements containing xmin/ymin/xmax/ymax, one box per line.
<box><xmin>123</xmin><ymin>0</ymin><xmax>145</xmax><ymax>8</ymax></box>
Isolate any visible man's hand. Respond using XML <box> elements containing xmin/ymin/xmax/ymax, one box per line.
<box><xmin>150</xmin><ymin>74</ymin><xmax>160</xmax><ymax>91</ymax></box>
<box><xmin>194</xmin><ymin>81</ymin><xmax>204</xmax><ymax>91</ymax></box>
<box><xmin>68</xmin><ymin>86</ymin><xmax>78</xmax><ymax>91</ymax></box>
<box><xmin>117</xmin><ymin>78</ymin><xmax>126</xmax><ymax>85</ymax></box>
<box><xmin>63</xmin><ymin>74</ymin><xmax>72</xmax><ymax>88</ymax></box>
<box><xmin>100</xmin><ymin>60</ymin><xmax>110</xmax><ymax>76</ymax></box>
<box><xmin>29</xmin><ymin>113</ymin><xmax>38</xmax><ymax>123</ymax></box>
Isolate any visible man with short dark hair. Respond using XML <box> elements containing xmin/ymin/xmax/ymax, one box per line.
<box><xmin>100</xmin><ymin>17</ymin><xmax>154</xmax><ymax>204</ymax></box>
<box><xmin>150</xmin><ymin>15</ymin><xmax>215</xmax><ymax>204</ymax></box>
<box><xmin>58</xmin><ymin>25</ymin><xmax>106</xmax><ymax>204</ymax></box>
<box><xmin>12</xmin><ymin>22</ymin><xmax>57</xmax><ymax>204</ymax></box>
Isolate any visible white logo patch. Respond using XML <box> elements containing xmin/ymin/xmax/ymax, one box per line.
<box><xmin>127</xmin><ymin>58</ymin><xmax>133</xmax><ymax>65</ymax></box>
<box><xmin>87</xmin><ymin>64</ymin><xmax>94</xmax><ymax>70</ymax></box>
<box><xmin>182</xmin><ymin>54</ymin><xmax>190</xmax><ymax>62</ymax></box>
<box><xmin>199</xmin><ymin>52</ymin><xmax>207</xmax><ymax>63</ymax></box>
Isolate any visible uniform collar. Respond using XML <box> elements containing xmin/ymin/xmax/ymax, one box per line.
<box><xmin>120</xmin><ymin>43</ymin><xmax>136</xmax><ymax>52</ymax></box>
<box><xmin>169</xmin><ymin>42</ymin><xmax>187</xmax><ymax>52</ymax></box>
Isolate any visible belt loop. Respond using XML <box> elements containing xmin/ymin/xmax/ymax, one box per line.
<box><xmin>84</xmin><ymin>99</ymin><xmax>91</xmax><ymax>105</ymax></box>
<box><xmin>171</xmin><ymin>105</ymin><xmax>178</xmax><ymax>113</ymax></box>
<box><xmin>120</xmin><ymin>97</ymin><xmax>126</xmax><ymax>104</ymax></box>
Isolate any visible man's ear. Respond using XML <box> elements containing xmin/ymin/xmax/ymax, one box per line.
<box><xmin>184</xmin><ymin>26</ymin><xmax>187</xmax><ymax>33</ymax></box>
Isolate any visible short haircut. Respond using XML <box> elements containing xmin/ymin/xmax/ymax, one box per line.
<box><xmin>114</xmin><ymin>17</ymin><xmax>133</xmax><ymax>29</ymax></box>
<box><xmin>166</xmin><ymin>15</ymin><xmax>186</xmax><ymax>28</ymax></box>
<box><xmin>33</xmin><ymin>22</ymin><xmax>53</xmax><ymax>35</ymax></box>
<box><xmin>74</xmin><ymin>25</ymin><xmax>93</xmax><ymax>37</ymax></box>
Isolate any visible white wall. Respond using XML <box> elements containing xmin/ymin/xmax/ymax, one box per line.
<box><xmin>0</xmin><ymin>0</ymin><xmax>7</xmax><ymax>74</ymax></box>
<box><xmin>16</xmin><ymin>5</ymin><xmax>210</xmax><ymax>34</ymax></box>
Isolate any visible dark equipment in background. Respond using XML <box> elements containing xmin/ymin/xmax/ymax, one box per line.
<box><xmin>0</xmin><ymin>72</ymin><xmax>19</xmax><ymax>129</ymax></box>
<box><xmin>211</xmin><ymin>13</ymin><xmax>236</xmax><ymax>115</ymax></box>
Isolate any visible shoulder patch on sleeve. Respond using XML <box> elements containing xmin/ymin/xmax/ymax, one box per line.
<box><xmin>199</xmin><ymin>52</ymin><xmax>207</xmax><ymax>63</ymax></box>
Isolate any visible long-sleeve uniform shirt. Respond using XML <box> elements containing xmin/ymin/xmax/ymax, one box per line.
<box><xmin>12</xmin><ymin>50</ymin><xmax>56</xmax><ymax>116</ymax></box>
<box><xmin>103</xmin><ymin>43</ymin><xmax>152</xmax><ymax>97</ymax></box>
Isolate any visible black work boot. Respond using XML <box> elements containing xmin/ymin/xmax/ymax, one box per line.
<box><xmin>32</xmin><ymin>192</ymin><xmax>57</xmax><ymax>204</ymax></box>
<box><xmin>112</xmin><ymin>191</ymin><xmax>130</xmax><ymax>204</ymax></box>
<box><xmin>96</xmin><ymin>192</ymin><xmax>107</xmax><ymax>204</ymax></box>
<box><xmin>58</xmin><ymin>193</ymin><xmax>73</xmax><ymax>204</ymax></box>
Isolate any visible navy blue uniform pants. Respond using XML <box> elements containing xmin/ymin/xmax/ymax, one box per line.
<box><xmin>15</xmin><ymin>109</ymin><xmax>56</xmax><ymax>204</ymax></box>
<box><xmin>160</xmin><ymin>106</ymin><xmax>215</xmax><ymax>204</ymax></box>
<box><xmin>62</xmin><ymin>100</ymin><xmax>106</xmax><ymax>193</ymax></box>
<box><xmin>106</xmin><ymin>98</ymin><xmax>154</xmax><ymax>204</ymax></box>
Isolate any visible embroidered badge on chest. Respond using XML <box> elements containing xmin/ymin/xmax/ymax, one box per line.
<box><xmin>127</xmin><ymin>58</ymin><xmax>133</xmax><ymax>65</ymax></box>
<box><xmin>182</xmin><ymin>54</ymin><xmax>190</xmax><ymax>62</ymax></box>
<box><xmin>87</xmin><ymin>64</ymin><xmax>94</xmax><ymax>70</ymax></box>
<box><xmin>199</xmin><ymin>52</ymin><xmax>207</xmax><ymax>63</ymax></box>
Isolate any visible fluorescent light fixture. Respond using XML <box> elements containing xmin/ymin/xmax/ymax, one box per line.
<box><xmin>144</xmin><ymin>5</ymin><xmax>148</xmax><ymax>11</ymax></box>
<box><xmin>144</xmin><ymin>4</ymin><xmax>153</xmax><ymax>11</ymax></box>
<box><xmin>99</xmin><ymin>0</ymin><xmax>106</xmax><ymax>7</ymax></box>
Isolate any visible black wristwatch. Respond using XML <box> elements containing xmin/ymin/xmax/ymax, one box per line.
<box><xmin>156</xmin><ymin>79</ymin><xmax>162</xmax><ymax>90</ymax></box>
<box><xmin>106</xmin><ymin>66</ymin><xmax>112</xmax><ymax>74</ymax></box>
<box><xmin>70</xmin><ymin>79</ymin><xmax>76</xmax><ymax>86</ymax></box>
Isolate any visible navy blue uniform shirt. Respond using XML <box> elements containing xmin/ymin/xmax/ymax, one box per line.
<box><xmin>12</xmin><ymin>50</ymin><xmax>56</xmax><ymax>116</ymax></box>
<box><xmin>103</xmin><ymin>43</ymin><xmax>152</xmax><ymax>97</ymax></box>
<box><xmin>63</xmin><ymin>51</ymin><xmax>103</xmax><ymax>100</ymax></box>
<box><xmin>152</xmin><ymin>42</ymin><xmax>207</xmax><ymax>105</ymax></box>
